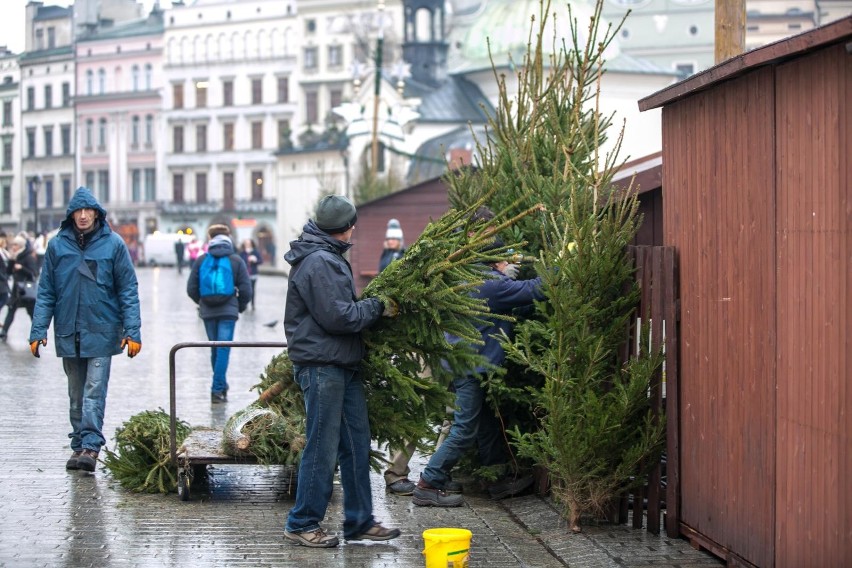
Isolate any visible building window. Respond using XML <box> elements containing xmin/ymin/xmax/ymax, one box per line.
<box><xmin>47</xmin><ymin>27</ymin><xmax>56</xmax><ymax>49</ymax></box>
<box><xmin>223</xmin><ymin>122</ymin><xmax>234</xmax><ymax>150</ymax></box>
<box><xmin>62</xmin><ymin>82</ymin><xmax>70</xmax><ymax>106</ymax></box>
<box><xmin>223</xmin><ymin>171</ymin><xmax>234</xmax><ymax>209</ymax></box>
<box><xmin>675</xmin><ymin>62</ymin><xmax>696</xmax><ymax>77</ymax></box>
<box><xmin>277</xmin><ymin>76</ymin><xmax>289</xmax><ymax>103</ymax></box>
<box><xmin>173</xmin><ymin>83</ymin><xmax>184</xmax><ymax>109</ymax></box>
<box><xmin>251</xmin><ymin>121</ymin><xmax>263</xmax><ymax>149</ymax></box>
<box><xmin>328</xmin><ymin>45</ymin><xmax>343</xmax><ymax>68</ymax></box>
<box><xmin>35</xmin><ymin>29</ymin><xmax>44</xmax><ymax>51</ymax></box>
<box><xmin>251</xmin><ymin>171</ymin><xmax>263</xmax><ymax>201</ymax></box>
<box><xmin>26</xmin><ymin>128</ymin><xmax>36</xmax><ymax>157</ymax></box>
<box><xmin>62</xmin><ymin>177</ymin><xmax>71</xmax><ymax>204</ymax></box>
<box><xmin>43</xmin><ymin>126</ymin><xmax>53</xmax><ymax>156</ymax></box>
<box><xmin>144</xmin><ymin>168</ymin><xmax>156</xmax><ymax>202</ymax></box>
<box><xmin>86</xmin><ymin>70</ymin><xmax>94</xmax><ymax>95</ymax></box>
<box><xmin>145</xmin><ymin>64</ymin><xmax>152</xmax><ymax>90</ymax></box>
<box><xmin>45</xmin><ymin>178</ymin><xmax>53</xmax><ymax>208</ymax></box>
<box><xmin>305</xmin><ymin>19</ymin><xmax>316</xmax><ymax>34</ymax></box>
<box><xmin>173</xmin><ymin>125</ymin><xmax>184</xmax><ymax>153</ymax></box>
<box><xmin>85</xmin><ymin>120</ymin><xmax>93</xmax><ymax>150</ymax></box>
<box><xmin>132</xmin><ymin>169</ymin><xmax>141</xmax><ymax>202</ymax></box>
<box><xmin>1</xmin><ymin>184</ymin><xmax>9</xmax><ymax>214</ymax></box>
<box><xmin>2</xmin><ymin>138</ymin><xmax>11</xmax><ymax>169</ymax></box>
<box><xmin>86</xmin><ymin>171</ymin><xmax>95</xmax><ymax>192</ymax></box>
<box><xmin>196</xmin><ymin>123</ymin><xmax>207</xmax><ymax>152</ymax></box>
<box><xmin>27</xmin><ymin>87</ymin><xmax>34</xmax><ymax>110</ymax></box>
<box><xmin>172</xmin><ymin>173</ymin><xmax>185</xmax><ymax>203</ymax></box>
<box><xmin>132</xmin><ymin>65</ymin><xmax>139</xmax><ymax>90</ymax></box>
<box><xmin>196</xmin><ymin>81</ymin><xmax>208</xmax><ymax>108</ymax></box>
<box><xmin>278</xmin><ymin>119</ymin><xmax>291</xmax><ymax>149</ymax></box>
<box><xmin>303</xmin><ymin>47</ymin><xmax>318</xmax><ymax>71</ymax></box>
<box><xmin>2</xmin><ymin>101</ymin><xmax>11</xmax><ymax>126</ymax></box>
<box><xmin>145</xmin><ymin>114</ymin><xmax>153</xmax><ymax>145</ymax></box>
<box><xmin>330</xmin><ymin>88</ymin><xmax>343</xmax><ymax>109</ymax></box>
<box><xmin>223</xmin><ymin>79</ymin><xmax>233</xmax><ymax>106</ymax></box>
<box><xmin>61</xmin><ymin>124</ymin><xmax>71</xmax><ymax>154</ymax></box>
<box><xmin>305</xmin><ymin>91</ymin><xmax>318</xmax><ymax>124</ymax></box>
<box><xmin>98</xmin><ymin>170</ymin><xmax>109</xmax><ymax>203</ymax></box>
<box><xmin>98</xmin><ymin>69</ymin><xmax>106</xmax><ymax>94</ymax></box>
<box><xmin>98</xmin><ymin>118</ymin><xmax>107</xmax><ymax>150</ymax></box>
<box><xmin>196</xmin><ymin>172</ymin><xmax>207</xmax><ymax>203</ymax></box>
<box><xmin>44</xmin><ymin>84</ymin><xmax>52</xmax><ymax>109</ymax></box>
<box><xmin>131</xmin><ymin>115</ymin><xmax>140</xmax><ymax>147</ymax></box>
<box><xmin>251</xmin><ymin>78</ymin><xmax>262</xmax><ymax>104</ymax></box>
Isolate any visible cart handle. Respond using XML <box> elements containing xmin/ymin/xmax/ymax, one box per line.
<box><xmin>169</xmin><ymin>341</ymin><xmax>288</xmax><ymax>465</ymax></box>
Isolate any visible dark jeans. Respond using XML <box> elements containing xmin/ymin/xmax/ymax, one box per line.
<box><xmin>2</xmin><ymin>298</ymin><xmax>35</xmax><ymax>337</ymax></box>
<box><xmin>420</xmin><ymin>376</ymin><xmax>508</xmax><ymax>489</ymax></box>
<box><xmin>285</xmin><ymin>365</ymin><xmax>375</xmax><ymax>538</ymax></box>
<box><xmin>203</xmin><ymin>318</ymin><xmax>236</xmax><ymax>394</ymax></box>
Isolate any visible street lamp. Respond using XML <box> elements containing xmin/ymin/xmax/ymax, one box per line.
<box><xmin>371</xmin><ymin>0</ymin><xmax>386</xmax><ymax>179</ymax></box>
<box><xmin>30</xmin><ymin>175</ymin><xmax>41</xmax><ymax>235</ymax></box>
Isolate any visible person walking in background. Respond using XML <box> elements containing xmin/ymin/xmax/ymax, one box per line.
<box><xmin>0</xmin><ymin>234</ymin><xmax>38</xmax><ymax>342</ymax></box>
<box><xmin>187</xmin><ymin>237</ymin><xmax>202</xmax><ymax>264</ymax></box>
<box><xmin>378</xmin><ymin>218</ymin><xmax>405</xmax><ymax>273</ymax></box>
<box><xmin>174</xmin><ymin>237</ymin><xmax>186</xmax><ymax>274</ymax></box>
<box><xmin>186</xmin><ymin>224</ymin><xmax>252</xmax><ymax>403</ymax></box>
<box><xmin>283</xmin><ymin>195</ymin><xmax>401</xmax><ymax>548</ymax></box>
<box><xmin>28</xmin><ymin>187</ymin><xmax>142</xmax><ymax>473</ymax></box>
<box><xmin>0</xmin><ymin>233</ymin><xmax>11</xmax><ymax>332</ymax></box>
<box><xmin>239</xmin><ymin>238</ymin><xmax>262</xmax><ymax>311</ymax></box>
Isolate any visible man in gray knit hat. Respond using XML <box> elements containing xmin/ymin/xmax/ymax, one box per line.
<box><xmin>282</xmin><ymin>194</ymin><xmax>400</xmax><ymax>548</ymax></box>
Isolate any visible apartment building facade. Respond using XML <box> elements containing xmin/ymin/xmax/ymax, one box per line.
<box><xmin>0</xmin><ymin>50</ymin><xmax>21</xmax><ymax>236</ymax></box>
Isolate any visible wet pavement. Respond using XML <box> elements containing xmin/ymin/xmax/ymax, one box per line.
<box><xmin>0</xmin><ymin>266</ymin><xmax>723</xmax><ymax>567</ymax></box>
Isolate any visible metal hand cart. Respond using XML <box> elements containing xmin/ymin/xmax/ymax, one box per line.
<box><xmin>168</xmin><ymin>341</ymin><xmax>291</xmax><ymax>501</ymax></box>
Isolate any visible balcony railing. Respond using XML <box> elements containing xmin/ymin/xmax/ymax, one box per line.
<box><xmin>158</xmin><ymin>197</ymin><xmax>276</xmax><ymax>215</ymax></box>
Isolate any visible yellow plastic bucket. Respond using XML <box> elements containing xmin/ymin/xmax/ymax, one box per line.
<box><xmin>422</xmin><ymin>527</ymin><xmax>472</xmax><ymax>568</ymax></box>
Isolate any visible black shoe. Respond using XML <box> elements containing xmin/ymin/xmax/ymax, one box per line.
<box><xmin>412</xmin><ymin>483</ymin><xmax>464</xmax><ymax>507</ymax></box>
<box><xmin>487</xmin><ymin>474</ymin><xmax>534</xmax><ymax>500</ymax></box>
<box><xmin>77</xmin><ymin>449</ymin><xmax>99</xmax><ymax>472</ymax></box>
<box><xmin>66</xmin><ymin>450</ymin><xmax>82</xmax><ymax>470</ymax></box>
<box><xmin>211</xmin><ymin>391</ymin><xmax>227</xmax><ymax>404</ymax></box>
<box><xmin>347</xmin><ymin>523</ymin><xmax>401</xmax><ymax>542</ymax></box>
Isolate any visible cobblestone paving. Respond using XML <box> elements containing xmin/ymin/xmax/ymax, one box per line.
<box><xmin>0</xmin><ymin>267</ymin><xmax>723</xmax><ymax>567</ymax></box>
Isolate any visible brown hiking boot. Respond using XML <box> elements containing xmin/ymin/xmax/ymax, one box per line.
<box><xmin>66</xmin><ymin>451</ymin><xmax>83</xmax><ymax>470</ymax></box>
<box><xmin>77</xmin><ymin>449</ymin><xmax>99</xmax><ymax>472</ymax></box>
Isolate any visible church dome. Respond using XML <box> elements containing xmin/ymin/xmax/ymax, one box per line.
<box><xmin>459</xmin><ymin>0</ymin><xmax>620</xmax><ymax>66</ymax></box>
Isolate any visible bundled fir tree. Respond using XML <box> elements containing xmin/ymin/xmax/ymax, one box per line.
<box><xmin>445</xmin><ymin>0</ymin><xmax>664</xmax><ymax>531</ymax></box>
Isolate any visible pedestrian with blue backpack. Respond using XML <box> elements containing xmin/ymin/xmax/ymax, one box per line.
<box><xmin>186</xmin><ymin>224</ymin><xmax>252</xmax><ymax>403</ymax></box>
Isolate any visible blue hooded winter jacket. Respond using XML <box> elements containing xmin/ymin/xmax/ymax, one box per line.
<box><xmin>29</xmin><ymin>187</ymin><xmax>141</xmax><ymax>358</ymax></box>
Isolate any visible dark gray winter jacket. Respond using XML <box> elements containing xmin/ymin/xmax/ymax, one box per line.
<box><xmin>283</xmin><ymin>220</ymin><xmax>383</xmax><ymax>368</ymax></box>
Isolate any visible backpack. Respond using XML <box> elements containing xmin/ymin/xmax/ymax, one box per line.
<box><xmin>198</xmin><ymin>253</ymin><xmax>235</xmax><ymax>306</ymax></box>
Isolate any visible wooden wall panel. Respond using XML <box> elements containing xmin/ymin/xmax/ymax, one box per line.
<box><xmin>774</xmin><ymin>43</ymin><xmax>852</xmax><ymax>568</ymax></box>
<box><xmin>662</xmin><ymin>67</ymin><xmax>776</xmax><ymax>567</ymax></box>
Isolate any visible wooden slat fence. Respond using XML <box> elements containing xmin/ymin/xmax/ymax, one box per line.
<box><xmin>617</xmin><ymin>245</ymin><xmax>679</xmax><ymax>535</ymax></box>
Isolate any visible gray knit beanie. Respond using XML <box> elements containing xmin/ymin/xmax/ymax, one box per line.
<box><xmin>315</xmin><ymin>195</ymin><xmax>357</xmax><ymax>234</ymax></box>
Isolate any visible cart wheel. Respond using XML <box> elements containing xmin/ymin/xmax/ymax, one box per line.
<box><xmin>177</xmin><ymin>470</ymin><xmax>190</xmax><ymax>501</ymax></box>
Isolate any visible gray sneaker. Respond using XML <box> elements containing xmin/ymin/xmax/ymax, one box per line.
<box><xmin>284</xmin><ymin>527</ymin><xmax>339</xmax><ymax>548</ymax></box>
<box><xmin>387</xmin><ymin>478</ymin><xmax>416</xmax><ymax>495</ymax></box>
<box><xmin>66</xmin><ymin>451</ymin><xmax>82</xmax><ymax>470</ymax></box>
<box><xmin>412</xmin><ymin>484</ymin><xmax>464</xmax><ymax>507</ymax></box>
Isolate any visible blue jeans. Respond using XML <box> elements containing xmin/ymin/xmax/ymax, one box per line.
<box><xmin>421</xmin><ymin>376</ymin><xmax>508</xmax><ymax>489</ymax></box>
<box><xmin>63</xmin><ymin>356</ymin><xmax>112</xmax><ymax>453</ymax></box>
<box><xmin>286</xmin><ymin>365</ymin><xmax>375</xmax><ymax>538</ymax></box>
<box><xmin>203</xmin><ymin>318</ymin><xmax>235</xmax><ymax>394</ymax></box>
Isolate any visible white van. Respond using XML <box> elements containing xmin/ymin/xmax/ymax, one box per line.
<box><xmin>142</xmin><ymin>233</ymin><xmax>193</xmax><ymax>266</ymax></box>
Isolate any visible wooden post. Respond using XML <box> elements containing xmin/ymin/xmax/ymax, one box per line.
<box><xmin>715</xmin><ymin>0</ymin><xmax>746</xmax><ymax>64</ymax></box>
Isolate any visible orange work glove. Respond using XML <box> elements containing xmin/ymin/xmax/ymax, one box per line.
<box><xmin>30</xmin><ymin>338</ymin><xmax>47</xmax><ymax>358</ymax></box>
<box><xmin>121</xmin><ymin>337</ymin><xmax>142</xmax><ymax>358</ymax></box>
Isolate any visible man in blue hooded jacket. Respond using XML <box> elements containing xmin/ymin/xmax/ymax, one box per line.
<box><xmin>29</xmin><ymin>187</ymin><xmax>142</xmax><ymax>473</ymax></box>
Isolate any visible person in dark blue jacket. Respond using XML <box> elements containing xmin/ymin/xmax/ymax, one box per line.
<box><xmin>29</xmin><ymin>187</ymin><xmax>142</xmax><ymax>473</ymax></box>
<box><xmin>186</xmin><ymin>224</ymin><xmax>252</xmax><ymax>403</ymax></box>
<box><xmin>283</xmin><ymin>195</ymin><xmax>400</xmax><ymax>548</ymax></box>
<box><xmin>413</xmin><ymin>207</ymin><xmax>544</xmax><ymax>507</ymax></box>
